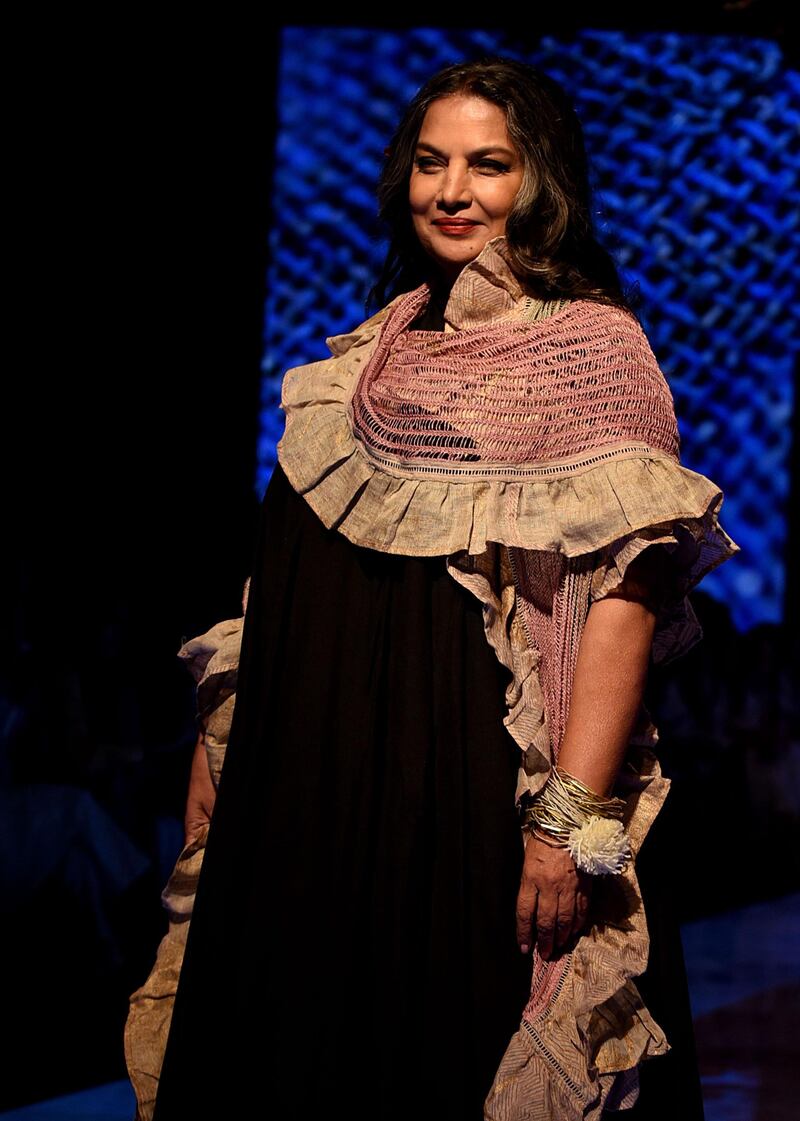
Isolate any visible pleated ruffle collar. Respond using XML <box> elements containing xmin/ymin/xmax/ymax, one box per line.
<box><xmin>422</xmin><ymin>235</ymin><xmax>530</xmax><ymax>331</ymax></box>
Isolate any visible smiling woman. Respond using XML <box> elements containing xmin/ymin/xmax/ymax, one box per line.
<box><xmin>140</xmin><ymin>57</ymin><xmax>737</xmax><ymax>1121</ymax></box>
<box><xmin>409</xmin><ymin>96</ymin><xmax>525</xmax><ymax>282</ymax></box>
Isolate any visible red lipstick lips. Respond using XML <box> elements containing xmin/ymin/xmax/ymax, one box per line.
<box><xmin>432</xmin><ymin>219</ymin><xmax>479</xmax><ymax>235</ymax></box>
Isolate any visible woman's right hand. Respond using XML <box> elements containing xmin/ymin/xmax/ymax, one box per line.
<box><xmin>184</xmin><ymin>728</ymin><xmax>216</xmax><ymax>846</ymax></box>
<box><xmin>516</xmin><ymin>832</ymin><xmax>593</xmax><ymax>961</ymax></box>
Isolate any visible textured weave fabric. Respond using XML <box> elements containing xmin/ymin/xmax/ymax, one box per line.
<box><xmin>350</xmin><ymin>287</ymin><xmax>679</xmax><ymax>467</ymax></box>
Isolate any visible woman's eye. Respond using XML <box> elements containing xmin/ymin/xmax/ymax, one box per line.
<box><xmin>414</xmin><ymin>157</ymin><xmax>440</xmax><ymax>172</ymax></box>
<box><xmin>476</xmin><ymin>159</ymin><xmax>510</xmax><ymax>174</ymax></box>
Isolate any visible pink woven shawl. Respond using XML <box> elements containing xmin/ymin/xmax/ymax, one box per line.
<box><xmin>349</xmin><ymin>283</ymin><xmax>680</xmax><ymax>471</ymax></box>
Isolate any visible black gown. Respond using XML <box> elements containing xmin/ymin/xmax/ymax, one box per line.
<box><xmin>153</xmin><ymin>310</ymin><xmax>705</xmax><ymax>1121</ymax></box>
<box><xmin>153</xmin><ymin>457</ymin><xmax>532</xmax><ymax>1120</ymax></box>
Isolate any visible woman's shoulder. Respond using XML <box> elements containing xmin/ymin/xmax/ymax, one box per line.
<box><xmin>538</xmin><ymin>296</ymin><xmax>660</xmax><ymax>369</ymax></box>
<box><xmin>278</xmin><ymin>293</ymin><xmax>409</xmax><ymax>422</ymax></box>
<box><xmin>543</xmin><ymin>294</ymin><xmax>641</xmax><ymax>331</ymax></box>
<box><xmin>324</xmin><ymin>293</ymin><xmax>408</xmax><ymax>357</ymax></box>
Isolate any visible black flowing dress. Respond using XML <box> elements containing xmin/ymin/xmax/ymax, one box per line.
<box><xmin>153</xmin><ymin>311</ymin><xmax>705</xmax><ymax>1121</ymax></box>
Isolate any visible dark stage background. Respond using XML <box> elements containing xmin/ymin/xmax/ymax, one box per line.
<box><xmin>5</xmin><ymin>9</ymin><xmax>798</xmax><ymax>1111</ymax></box>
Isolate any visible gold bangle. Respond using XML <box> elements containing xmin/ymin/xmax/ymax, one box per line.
<box><xmin>555</xmin><ymin>767</ymin><xmax>626</xmax><ymax>818</ymax></box>
<box><xmin>520</xmin><ymin>766</ymin><xmax>632</xmax><ymax>875</ymax></box>
<box><xmin>520</xmin><ymin>765</ymin><xmax>626</xmax><ymax>839</ymax></box>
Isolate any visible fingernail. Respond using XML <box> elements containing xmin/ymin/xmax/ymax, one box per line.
<box><xmin>520</xmin><ymin>943</ymin><xmax>529</xmax><ymax>954</ymax></box>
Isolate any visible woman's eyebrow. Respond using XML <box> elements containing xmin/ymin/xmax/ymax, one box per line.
<box><xmin>415</xmin><ymin>141</ymin><xmax>516</xmax><ymax>160</ymax></box>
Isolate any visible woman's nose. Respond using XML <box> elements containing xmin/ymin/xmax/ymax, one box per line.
<box><xmin>438</xmin><ymin>163</ymin><xmax>471</xmax><ymax>209</ymax></box>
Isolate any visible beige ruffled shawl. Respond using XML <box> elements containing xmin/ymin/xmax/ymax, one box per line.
<box><xmin>124</xmin><ymin>236</ymin><xmax>738</xmax><ymax>1120</ymax></box>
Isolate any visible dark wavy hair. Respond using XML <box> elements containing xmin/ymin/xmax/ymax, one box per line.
<box><xmin>369</xmin><ymin>57</ymin><xmax>630</xmax><ymax>312</ymax></box>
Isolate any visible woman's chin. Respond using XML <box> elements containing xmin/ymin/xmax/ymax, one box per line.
<box><xmin>428</xmin><ymin>242</ymin><xmax>488</xmax><ymax>283</ymax></box>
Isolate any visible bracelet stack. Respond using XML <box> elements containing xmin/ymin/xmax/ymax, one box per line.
<box><xmin>520</xmin><ymin>767</ymin><xmax>632</xmax><ymax>875</ymax></box>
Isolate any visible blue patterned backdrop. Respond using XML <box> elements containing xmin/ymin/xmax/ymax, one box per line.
<box><xmin>259</xmin><ymin>27</ymin><xmax>799</xmax><ymax>632</ymax></box>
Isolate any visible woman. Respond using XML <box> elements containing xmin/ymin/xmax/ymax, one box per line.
<box><xmin>137</xmin><ymin>58</ymin><xmax>738</xmax><ymax>1120</ymax></box>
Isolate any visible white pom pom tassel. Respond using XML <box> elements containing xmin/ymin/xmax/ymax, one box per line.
<box><xmin>567</xmin><ymin>815</ymin><xmax>631</xmax><ymax>875</ymax></box>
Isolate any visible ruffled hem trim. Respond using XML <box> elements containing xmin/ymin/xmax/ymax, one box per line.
<box><xmin>176</xmin><ymin>601</ymin><xmax>246</xmax><ymax>787</ymax></box>
<box><xmin>589</xmin><ymin>512</ymin><xmax>737</xmax><ymax>665</ymax></box>
<box><xmin>446</xmin><ymin>544</ymin><xmax>552</xmax><ymax>803</ymax></box>
<box><xmin>159</xmin><ymin>824</ymin><xmax>209</xmax><ymax>921</ymax></box>
<box><xmin>125</xmin><ymin>827</ymin><xmax>209</xmax><ymax>1121</ymax></box>
<box><xmin>177</xmin><ymin>618</ymin><xmax>243</xmax><ymax>686</ymax></box>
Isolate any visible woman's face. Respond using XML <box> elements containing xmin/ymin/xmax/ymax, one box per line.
<box><xmin>409</xmin><ymin>94</ymin><xmax>525</xmax><ymax>285</ymax></box>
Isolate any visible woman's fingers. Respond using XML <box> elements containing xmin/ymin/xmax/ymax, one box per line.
<box><xmin>516</xmin><ymin>874</ymin><xmax>539</xmax><ymax>954</ymax></box>
<box><xmin>553</xmin><ymin>888</ymin><xmax>577</xmax><ymax>953</ymax></box>
<box><xmin>571</xmin><ymin>870</ymin><xmax>594</xmax><ymax>940</ymax></box>
<box><xmin>573</xmin><ymin>881</ymin><xmax>591</xmax><ymax>939</ymax></box>
<box><xmin>534</xmin><ymin>891</ymin><xmax>558</xmax><ymax>960</ymax></box>
<box><xmin>518</xmin><ymin>837</ymin><xmax>593</xmax><ymax>960</ymax></box>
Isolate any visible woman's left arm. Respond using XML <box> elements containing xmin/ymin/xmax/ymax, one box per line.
<box><xmin>516</xmin><ymin>546</ymin><xmax>670</xmax><ymax>962</ymax></box>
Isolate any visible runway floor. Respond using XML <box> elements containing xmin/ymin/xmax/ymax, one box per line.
<box><xmin>2</xmin><ymin>891</ymin><xmax>798</xmax><ymax>1120</ymax></box>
